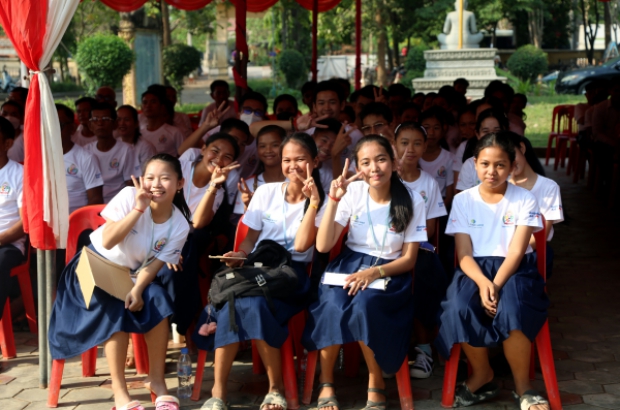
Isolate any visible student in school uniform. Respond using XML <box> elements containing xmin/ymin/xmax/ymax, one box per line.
<box><xmin>165</xmin><ymin>86</ymin><xmax>193</xmax><ymax>138</ymax></box>
<box><xmin>2</xmin><ymin>101</ymin><xmax>24</xmax><ymax>163</ymax></box>
<box><xmin>198</xmin><ymin>80</ymin><xmax>238</xmax><ymax>126</ymax></box>
<box><xmin>57</xmin><ymin>104</ymin><xmax>104</xmax><ymax>214</ymax></box>
<box><xmin>140</xmin><ymin>90</ymin><xmax>185</xmax><ymax>157</ymax></box>
<box><xmin>436</xmin><ymin>133</ymin><xmax>550</xmax><ymax>410</ymax></box>
<box><xmin>0</xmin><ymin>117</ymin><xmax>26</xmax><ymax>321</ymax></box>
<box><xmin>72</xmin><ymin>97</ymin><xmax>98</xmax><ymax>147</ymax></box>
<box><xmin>49</xmin><ymin>154</ymin><xmax>192</xmax><ymax>410</ymax></box>
<box><xmin>393</xmin><ymin>122</ymin><xmax>448</xmax><ymax>378</ymax></box>
<box><xmin>193</xmin><ymin>133</ymin><xmax>326</xmax><ymax>410</ymax></box>
<box><xmin>505</xmin><ymin>131</ymin><xmax>563</xmax><ymax>278</ymax></box>
<box><xmin>84</xmin><ymin>103</ymin><xmax>139</xmax><ymax>203</ymax></box>
<box><xmin>456</xmin><ymin>108</ymin><xmax>509</xmax><ymax>192</ymax></box>
<box><xmin>359</xmin><ymin>102</ymin><xmax>396</xmax><ymax>144</ymax></box>
<box><xmin>116</xmin><ymin>105</ymin><xmax>157</xmax><ymax>166</ymax></box>
<box><xmin>303</xmin><ymin>136</ymin><xmax>427</xmax><ymax>410</ymax></box>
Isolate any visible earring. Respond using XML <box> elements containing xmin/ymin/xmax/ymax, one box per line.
<box><xmin>177</xmin><ymin>190</ymin><xmax>181</xmax><ymax>194</ymax></box>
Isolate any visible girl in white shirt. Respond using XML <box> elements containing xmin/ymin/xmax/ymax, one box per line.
<box><xmin>116</xmin><ymin>105</ymin><xmax>157</xmax><ymax>168</ymax></box>
<box><xmin>49</xmin><ymin>154</ymin><xmax>192</xmax><ymax>410</ymax></box>
<box><xmin>436</xmin><ymin>133</ymin><xmax>549</xmax><ymax>410</ymax></box>
<box><xmin>192</xmin><ymin>132</ymin><xmax>326</xmax><ymax>410</ymax></box>
<box><xmin>303</xmin><ymin>135</ymin><xmax>427</xmax><ymax>410</ymax></box>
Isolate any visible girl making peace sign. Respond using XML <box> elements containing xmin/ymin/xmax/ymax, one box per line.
<box><xmin>49</xmin><ymin>154</ymin><xmax>192</xmax><ymax>410</ymax></box>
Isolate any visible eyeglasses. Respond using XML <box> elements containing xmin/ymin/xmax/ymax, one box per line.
<box><xmin>360</xmin><ymin>122</ymin><xmax>386</xmax><ymax>134</ymax></box>
<box><xmin>89</xmin><ymin>117</ymin><xmax>113</xmax><ymax>123</ymax></box>
<box><xmin>241</xmin><ymin>107</ymin><xmax>264</xmax><ymax>117</ymax></box>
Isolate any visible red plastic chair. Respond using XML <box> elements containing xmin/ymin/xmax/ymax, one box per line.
<box><xmin>191</xmin><ymin>218</ymin><xmax>301</xmax><ymax>409</ymax></box>
<box><xmin>188</xmin><ymin>112</ymin><xmax>201</xmax><ymax>131</ymax></box>
<box><xmin>545</xmin><ymin>105</ymin><xmax>577</xmax><ymax>171</ymax></box>
<box><xmin>48</xmin><ymin>205</ymin><xmax>151</xmax><ymax>407</ymax></box>
<box><xmin>0</xmin><ymin>238</ymin><xmax>36</xmax><ymax>359</ymax></box>
<box><xmin>441</xmin><ymin>216</ymin><xmax>561</xmax><ymax>410</ymax></box>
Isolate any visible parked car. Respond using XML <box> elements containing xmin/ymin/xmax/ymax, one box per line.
<box><xmin>556</xmin><ymin>56</ymin><xmax>620</xmax><ymax>94</ymax></box>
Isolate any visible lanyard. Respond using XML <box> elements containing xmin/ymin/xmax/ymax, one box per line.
<box><xmin>281</xmin><ymin>183</ymin><xmax>291</xmax><ymax>250</ymax></box>
<box><xmin>135</xmin><ymin>207</ymin><xmax>174</xmax><ymax>273</ymax></box>
<box><xmin>366</xmin><ymin>191</ymin><xmax>390</xmax><ymax>266</ymax></box>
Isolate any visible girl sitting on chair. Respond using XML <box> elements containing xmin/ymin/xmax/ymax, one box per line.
<box><xmin>303</xmin><ymin>135</ymin><xmax>428</xmax><ymax>410</ymax></box>
<box><xmin>436</xmin><ymin>132</ymin><xmax>550</xmax><ymax>410</ymax></box>
<box><xmin>49</xmin><ymin>154</ymin><xmax>192</xmax><ymax>410</ymax></box>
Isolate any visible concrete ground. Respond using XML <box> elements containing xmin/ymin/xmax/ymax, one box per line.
<box><xmin>2</xmin><ymin>160</ymin><xmax>620</xmax><ymax>410</ymax></box>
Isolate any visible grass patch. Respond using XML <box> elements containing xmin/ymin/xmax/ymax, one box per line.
<box><xmin>524</xmin><ymin>94</ymin><xmax>584</xmax><ymax>147</ymax></box>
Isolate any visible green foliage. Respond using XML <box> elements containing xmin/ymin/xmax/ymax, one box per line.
<box><xmin>401</xmin><ymin>44</ymin><xmax>429</xmax><ymax>90</ymax></box>
<box><xmin>163</xmin><ymin>43</ymin><xmax>202</xmax><ymax>94</ymax></box>
<box><xmin>278</xmin><ymin>49</ymin><xmax>308</xmax><ymax>89</ymax></box>
<box><xmin>524</xmin><ymin>94</ymin><xmax>584</xmax><ymax>147</ymax></box>
<box><xmin>75</xmin><ymin>34</ymin><xmax>134</xmax><ymax>95</ymax></box>
<box><xmin>50</xmin><ymin>81</ymin><xmax>85</xmax><ymax>93</ymax></box>
<box><xmin>506</xmin><ymin>45</ymin><xmax>548</xmax><ymax>81</ymax></box>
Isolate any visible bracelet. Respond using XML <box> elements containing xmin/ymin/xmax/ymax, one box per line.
<box><xmin>239</xmin><ymin>249</ymin><xmax>248</xmax><ymax>257</ymax></box>
<box><xmin>133</xmin><ymin>207</ymin><xmax>144</xmax><ymax>214</ymax></box>
<box><xmin>378</xmin><ymin>266</ymin><xmax>386</xmax><ymax>278</ymax></box>
<box><xmin>309</xmin><ymin>203</ymin><xmax>318</xmax><ymax>210</ymax></box>
<box><xmin>210</xmin><ymin>182</ymin><xmax>222</xmax><ymax>189</ymax></box>
<box><xmin>328</xmin><ymin>194</ymin><xmax>341</xmax><ymax>202</ymax></box>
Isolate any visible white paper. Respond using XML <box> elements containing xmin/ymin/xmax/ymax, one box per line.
<box><xmin>321</xmin><ymin>272</ymin><xmax>390</xmax><ymax>291</ymax></box>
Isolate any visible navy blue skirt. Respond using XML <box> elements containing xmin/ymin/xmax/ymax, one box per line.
<box><xmin>413</xmin><ymin>249</ymin><xmax>448</xmax><ymax>328</ymax></box>
<box><xmin>435</xmin><ymin>253</ymin><xmax>549</xmax><ymax>359</ymax></box>
<box><xmin>302</xmin><ymin>247</ymin><xmax>414</xmax><ymax>374</ymax></box>
<box><xmin>49</xmin><ymin>245</ymin><xmax>174</xmax><ymax>360</ymax></box>
<box><xmin>192</xmin><ymin>261</ymin><xmax>310</xmax><ymax>351</ymax></box>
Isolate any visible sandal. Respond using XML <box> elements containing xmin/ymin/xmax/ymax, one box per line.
<box><xmin>512</xmin><ymin>390</ymin><xmax>550</xmax><ymax>410</ymax></box>
<box><xmin>363</xmin><ymin>387</ymin><xmax>387</xmax><ymax>410</ymax></box>
<box><xmin>453</xmin><ymin>382</ymin><xmax>499</xmax><ymax>408</ymax></box>
<box><xmin>155</xmin><ymin>395</ymin><xmax>180</xmax><ymax>410</ymax></box>
<box><xmin>260</xmin><ymin>391</ymin><xmax>288</xmax><ymax>410</ymax></box>
<box><xmin>317</xmin><ymin>382</ymin><xmax>339</xmax><ymax>410</ymax></box>
<box><xmin>111</xmin><ymin>401</ymin><xmax>145</xmax><ymax>410</ymax></box>
<box><xmin>201</xmin><ymin>397</ymin><xmax>229</xmax><ymax>410</ymax></box>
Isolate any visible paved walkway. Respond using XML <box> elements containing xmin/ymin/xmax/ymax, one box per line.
<box><xmin>2</xmin><ymin>161</ymin><xmax>620</xmax><ymax>410</ymax></box>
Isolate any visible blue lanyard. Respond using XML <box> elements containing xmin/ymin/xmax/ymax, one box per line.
<box><xmin>366</xmin><ymin>190</ymin><xmax>390</xmax><ymax>266</ymax></box>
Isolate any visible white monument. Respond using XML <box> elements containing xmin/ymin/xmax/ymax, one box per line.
<box><xmin>413</xmin><ymin>0</ymin><xmax>505</xmax><ymax>98</ymax></box>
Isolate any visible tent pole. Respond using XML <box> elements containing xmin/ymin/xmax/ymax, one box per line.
<box><xmin>45</xmin><ymin>250</ymin><xmax>55</xmax><ymax>384</ymax></box>
<box><xmin>235</xmin><ymin>0</ymin><xmax>248</xmax><ymax>107</ymax></box>
<box><xmin>37</xmin><ymin>249</ymin><xmax>47</xmax><ymax>388</ymax></box>
<box><xmin>312</xmin><ymin>0</ymin><xmax>318</xmax><ymax>82</ymax></box>
<box><xmin>355</xmin><ymin>0</ymin><xmax>362</xmax><ymax>90</ymax></box>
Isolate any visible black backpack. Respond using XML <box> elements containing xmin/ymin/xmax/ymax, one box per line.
<box><xmin>208</xmin><ymin>240</ymin><xmax>299</xmax><ymax>332</ymax></box>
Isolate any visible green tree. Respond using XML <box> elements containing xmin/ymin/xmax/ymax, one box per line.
<box><xmin>278</xmin><ymin>49</ymin><xmax>308</xmax><ymax>88</ymax></box>
<box><xmin>163</xmin><ymin>44</ymin><xmax>202</xmax><ymax>94</ymax></box>
<box><xmin>507</xmin><ymin>44</ymin><xmax>548</xmax><ymax>80</ymax></box>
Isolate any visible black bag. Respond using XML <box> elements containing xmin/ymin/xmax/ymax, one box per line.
<box><xmin>208</xmin><ymin>240</ymin><xmax>299</xmax><ymax>332</ymax></box>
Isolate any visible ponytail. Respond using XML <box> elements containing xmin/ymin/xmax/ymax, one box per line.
<box><xmin>306</xmin><ymin>167</ymin><xmax>325</xmax><ymax>213</ymax></box>
<box><xmin>174</xmin><ymin>189</ymin><xmax>193</xmax><ymax>223</ymax></box>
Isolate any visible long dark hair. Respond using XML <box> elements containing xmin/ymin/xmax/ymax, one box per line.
<box><xmin>395</xmin><ymin>121</ymin><xmax>427</xmax><ymax>142</ymax></box>
<box><xmin>143</xmin><ymin>154</ymin><xmax>192</xmax><ymax>223</ymax></box>
<box><xmin>117</xmin><ymin>105</ymin><xmax>141</xmax><ymax>145</ymax></box>
<box><xmin>504</xmin><ymin>131</ymin><xmax>546</xmax><ymax>176</ymax></box>
<box><xmin>463</xmin><ymin>108</ymin><xmax>509</xmax><ymax>163</ymax></box>
<box><xmin>474</xmin><ymin>132</ymin><xmax>516</xmax><ymax>163</ymax></box>
<box><xmin>280</xmin><ymin>132</ymin><xmax>325</xmax><ymax>213</ymax></box>
<box><xmin>354</xmin><ymin>135</ymin><xmax>413</xmax><ymax>233</ymax></box>
<box><xmin>203</xmin><ymin>132</ymin><xmax>241</xmax><ymax>161</ymax></box>
<box><xmin>255</xmin><ymin>125</ymin><xmax>286</xmax><ymax>176</ymax></box>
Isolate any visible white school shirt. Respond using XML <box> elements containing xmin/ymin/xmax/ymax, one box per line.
<box><xmin>71</xmin><ymin>125</ymin><xmax>97</xmax><ymax>147</ymax></box>
<box><xmin>0</xmin><ymin>160</ymin><xmax>25</xmax><ymax>254</ymax></box>
<box><xmin>7</xmin><ymin>133</ymin><xmax>24</xmax><ymax>163</ymax></box>
<box><xmin>84</xmin><ymin>140</ymin><xmax>138</xmax><ymax>203</ymax></box>
<box><xmin>419</xmin><ymin>148</ymin><xmax>454</xmax><ymax>198</ymax></box>
<box><xmin>140</xmin><ymin>123</ymin><xmax>185</xmax><ymax>157</ymax></box>
<box><xmin>318</xmin><ymin>166</ymin><xmax>334</xmax><ymax>195</ymax></box>
<box><xmin>446</xmin><ymin>183</ymin><xmax>542</xmax><ymax>257</ymax></box>
<box><xmin>179</xmin><ymin>148</ymin><xmax>241</xmax><ymax>206</ymax></box>
<box><xmin>309</xmin><ymin>125</ymin><xmax>363</xmax><ymax>177</ymax></box>
<box><xmin>456</xmin><ymin>157</ymin><xmax>480</xmax><ymax>191</ymax></box>
<box><xmin>335</xmin><ymin>181</ymin><xmax>428</xmax><ymax>261</ymax></box>
<box><xmin>233</xmin><ymin>173</ymin><xmax>265</xmax><ymax>215</ymax></box>
<box><xmin>64</xmin><ymin>144</ymin><xmax>103</xmax><ymax>214</ymax></box>
<box><xmin>452</xmin><ymin>140</ymin><xmax>467</xmax><ymax>173</ymax></box>
<box><xmin>174</xmin><ymin>112</ymin><xmax>193</xmax><ymax>138</ymax></box>
<box><xmin>402</xmin><ymin>170</ymin><xmax>447</xmax><ymax>220</ymax></box>
<box><xmin>179</xmin><ymin>159</ymin><xmax>225</xmax><ymax>217</ymax></box>
<box><xmin>131</xmin><ymin>138</ymin><xmax>157</xmax><ymax>170</ymax></box>
<box><xmin>201</xmin><ymin>125</ymin><xmax>258</xmax><ymax>180</ymax></box>
<box><xmin>90</xmin><ymin>187</ymin><xmax>190</xmax><ymax>269</ymax></box>
<box><xmin>526</xmin><ymin>175</ymin><xmax>564</xmax><ymax>241</ymax></box>
<box><xmin>243</xmin><ymin>182</ymin><xmax>326</xmax><ymax>263</ymax></box>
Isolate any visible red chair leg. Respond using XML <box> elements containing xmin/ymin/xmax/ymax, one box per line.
<box><xmin>303</xmin><ymin>350</ymin><xmax>319</xmax><ymax>405</ymax></box>
<box><xmin>252</xmin><ymin>340</ymin><xmax>266</xmax><ymax>374</ymax></box>
<box><xmin>545</xmin><ymin>136</ymin><xmax>554</xmax><ymax>166</ymax></box>
<box><xmin>288</xmin><ymin>313</ymin><xmax>306</xmax><ymax>374</ymax></box>
<box><xmin>81</xmin><ymin>346</ymin><xmax>97</xmax><ymax>377</ymax></box>
<box><xmin>281</xmin><ymin>335</ymin><xmax>299</xmax><ymax>410</ymax></box>
<box><xmin>16</xmin><ymin>270</ymin><xmax>37</xmax><ymax>334</ymax></box>
<box><xmin>554</xmin><ymin>138</ymin><xmax>565</xmax><ymax>170</ymax></box>
<box><xmin>441</xmin><ymin>345</ymin><xmax>461</xmax><ymax>408</ymax></box>
<box><xmin>0</xmin><ymin>300</ymin><xmax>16</xmax><ymax>359</ymax></box>
<box><xmin>529</xmin><ymin>342</ymin><xmax>536</xmax><ymax>380</ymax></box>
<box><xmin>535</xmin><ymin>322</ymin><xmax>562</xmax><ymax>410</ymax></box>
<box><xmin>396</xmin><ymin>357</ymin><xmax>414</xmax><ymax>410</ymax></box>
<box><xmin>132</xmin><ymin>333</ymin><xmax>149</xmax><ymax>375</ymax></box>
<box><xmin>344</xmin><ymin>342</ymin><xmax>361</xmax><ymax>378</ymax></box>
<box><xmin>191</xmin><ymin>350</ymin><xmax>208</xmax><ymax>401</ymax></box>
<box><xmin>47</xmin><ymin>359</ymin><xmax>65</xmax><ymax>408</ymax></box>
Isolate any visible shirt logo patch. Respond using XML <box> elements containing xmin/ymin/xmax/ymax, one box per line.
<box><xmin>159</xmin><ymin>135</ymin><xmax>168</xmax><ymax>144</ymax></box>
<box><xmin>416</xmin><ymin>225</ymin><xmax>427</xmax><ymax>232</ymax></box>
<box><xmin>110</xmin><ymin>158</ymin><xmax>120</xmax><ymax>169</ymax></box>
<box><xmin>437</xmin><ymin>166</ymin><xmax>447</xmax><ymax>178</ymax></box>
<box><xmin>263</xmin><ymin>213</ymin><xmax>277</xmax><ymax>223</ymax></box>
<box><xmin>502</xmin><ymin>210</ymin><xmax>515</xmax><ymax>225</ymax></box>
<box><xmin>351</xmin><ymin>214</ymin><xmax>364</xmax><ymax>225</ymax></box>
<box><xmin>67</xmin><ymin>164</ymin><xmax>78</xmax><ymax>176</ymax></box>
<box><xmin>153</xmin><ymin>238</ymin><xmax>167</xmax><ymax>252</ymax></box>
<box><xmin>95</xmin><ymin>173</ymin><xmax>102</xmax><ymax>179</ymax></box>
<box><xmin>0</xmin><ymin>182</ymin><xmax>11</xmax><ymax>195</ymax></box>
<box><xmin>420</xmin><ymin>190</ymin><xmax>428</xmax><ymax>203</ymax></box>
<box><xmin>468</xmin><ymin>219</ymin><xmax>484</xmax><ymax>228</ymax></box>
<box><xmin>528</xmin><ymin>211</ymin><xmax>541</xmax><ymax>220</ymax></box>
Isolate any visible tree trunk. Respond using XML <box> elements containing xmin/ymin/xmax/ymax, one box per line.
<box><xmin>386</xmin><ymin>34</ymin><xmax>394</xmax><ymax>72</ymax></box>
<box><xmin>527</xmin><ymin>9</ymin><xmax>544</xmax><ymax>48</ymax></box>
<box><xmin>161</xmin><ymin>2</ymin><xmax>172</xmax><ymax>48</ymax></box>
<box><xmin>376</xmin><ymin>9</ymin><xmax>388</xmax><ymax>87</ymax></box>
<box><xmin>281</xmin><ymin>6</ymin><xmax>288</xmax><ymax>49</ymax></box>
<box><xmin>604</xmin><ymin>1</ymin><xmax>612</xmax><ymax>53</ymax></box>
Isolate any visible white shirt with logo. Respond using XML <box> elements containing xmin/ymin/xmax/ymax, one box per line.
<box><xmin>456</xmin><ymin>157</ymin><xmax>480</xmax><ymax>191</ymax></box>
<box><xmin>64</xmin><ymin>144</ymin><xmax>103</xmax><ymax>214</ymax></box>
<box><xmin>0</xmin><ymin>160</ymin><xmax>25</xmax><ymax>253</ymax></box>
<box><xmin>140</xmin><ymin>123</ymin><xmax>185</xmax><ymax>157</ymax></box>
<box><xmin>335</xmin><ymin>181</ymin><xmax>428</xmax><ymax>261</ymax></box>
<box><xmin>179</xmin><ymin>159</ymin><xmax>225</xmax><ymax>217</ymax></box>
<box><xmin>452</xmin><ymin>140</ymin><xmax>468</xmax><ymax>173</ymax></box>
<box><xmin>446</xmin><ymin>183</ymin><xmax>542</xmax><ymax>257</ymax></box>
<box><xmin>233</xmin><ymin>173</ymin><xmax>265</xmax><ymax>215</ymax></box>
<box><xmin>179</xmin><ymin>148</ymin><xmax>240</xmax><ymax>206</ymax></box>
<box><xmin>419</xmin><ymin>148</ymin><xmax>455</xmax><ymax>198</ymax></box>
<box><xmin>84</xmin><ymin>140</ymin><xmax>138</xmax><ymax>203</ymax></box>
<box><xmin>526</xmin><ymin>175</ymin><xmax>564</xmax><ymax>241</ymax></box>
<box><xmin>243</xmin><ymin>182</ymin><xmax>326</xmax><ymax>263</ymax></box>
<box><xmin>402</xmin><ymin>170</ymin><xmax>447</xmax><ymax>220</ymax></box>
<box><xmin>7</xmin><ymin>133</ymin><xmax>24</xmax><ymax>163</ymax></box>
<box><xmin>90</xmin><ymin>187</ymin><xmax>190</xmax><ymax>269</ymax></box>
<box><xmin>132</xmin><ymin>138</ymin><xmax>157</xmax><ymax>170</ymax></box>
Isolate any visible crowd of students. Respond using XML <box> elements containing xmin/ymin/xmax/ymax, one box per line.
<box><xmin>0</xmin><ymin>78</ymin><xmax>565</xmax><ymax>410</ymax></box>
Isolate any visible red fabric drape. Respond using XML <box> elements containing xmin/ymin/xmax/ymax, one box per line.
<box><xmin>295</xmin><ymin>0</ymin><xmax>341</xmax><ymax>12</ymax></box>
<box><xmin>230</xmin><ymin>0</ymin><xmax>278</xmax><ymax>13</ymax></box>
<box><xmin>0</xmin><ymin>1</ymin><xmax>56</xmax><ymax>249</ymax></box>
<box><xmin>166</xmin><ymin>0</ymin><xmax>214</xmax><ymax>11</ymax></box>
<box><xmin>100</xmin><ymin>0</ymin><xmax>148</xmax><ymax>12</ymax></box>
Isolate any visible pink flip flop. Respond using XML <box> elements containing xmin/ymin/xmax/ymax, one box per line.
<box><xmin>111</xmin><ymin>400</ymin><xmax>145</xmax><ymax>410</ymax></box>
<box><xmin>155</xmin><ymin>395</ymin><xmax>180</xmax><ymax>410</ymax></box>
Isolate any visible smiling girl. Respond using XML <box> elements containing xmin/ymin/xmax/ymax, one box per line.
<box><xmin>436</xmin><ymin>133</ymin><xmax>549</xmax><ymax>410</ymax></box>
<box><xmin>49</xmin><ymin>154</ymin><xmax>192</xmax><ymax>410</ymax></box>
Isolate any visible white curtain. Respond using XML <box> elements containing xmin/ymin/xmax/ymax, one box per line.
<box><xmin>36</xmin><ymin>0</ymin><xmax>80</xmax><ymax>248</ymax></box>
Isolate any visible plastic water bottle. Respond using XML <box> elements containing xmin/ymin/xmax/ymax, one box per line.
<box><xmin>177</xmin><ymin>348</ymin><xmax>192</xmax><ymax>399</ymax></box>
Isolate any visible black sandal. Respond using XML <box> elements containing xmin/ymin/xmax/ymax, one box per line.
<box><xmin>453</xmin><ymin>382</ymin><xmax>499</xmax><ymax>408</ymax></box>
<box><xmin>362</xmin><ymin>387</ymin><xmax>387</xmax><ymax>410</ymax></box>
<box><xmin>317</xmin><ymin>383</ymin><xmax>339</xmax><ymax>410</ymax></box>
